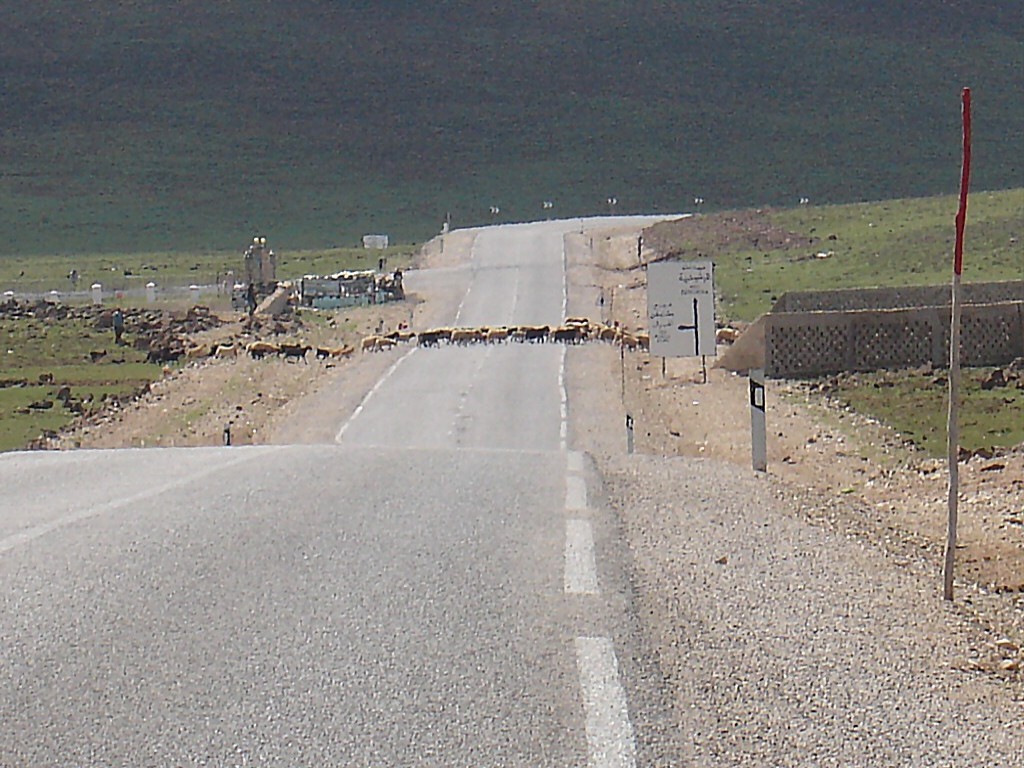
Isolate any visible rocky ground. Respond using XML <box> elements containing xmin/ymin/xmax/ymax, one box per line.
<box><xmin>51</xmin><ymin>297</ymin><xmax>417</xmax><ymax>450</ymax></box>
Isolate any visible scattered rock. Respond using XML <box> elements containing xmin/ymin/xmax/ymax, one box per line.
<box><xmin>981</xmin><ymin>369</ymin><xmax>1007</xmax><ymax>390</ymax></box>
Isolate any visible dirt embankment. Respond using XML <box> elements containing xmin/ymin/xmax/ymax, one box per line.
<box><xmin>51</xmin><ymin>299</ymin><xmax>419</xmax><ymax>451</ymax></box>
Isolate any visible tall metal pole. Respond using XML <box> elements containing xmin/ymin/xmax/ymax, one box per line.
<box><xmin>945</xmin><ymin>273</ymin><xmax>962</xmax><ymax>600</ymax></box>
<box><xmin>944</xmin><ymin>87</ymin><xmax>972</xmax><ymax>601</ymax></box>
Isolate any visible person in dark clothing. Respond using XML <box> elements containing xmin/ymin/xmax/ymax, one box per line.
<box><xmin>112</xmin><ymin>308</ymin><xmax>125</xmax><ymax>345</ymax></box>
<box><xmin>246</xmin><ymin>284</ymin><xmax>257</xmax><ymax>317</ymax></box>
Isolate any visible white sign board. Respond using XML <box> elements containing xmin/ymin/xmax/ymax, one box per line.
<box><xmin>362</xmin><ymin>234</ymin><xmax>389</xmax><ymax>249</ymax></box>
<box><xmin>647</xmin><ymin>259</ymin><xmax>716</xmax><ymax>357</ymax></box>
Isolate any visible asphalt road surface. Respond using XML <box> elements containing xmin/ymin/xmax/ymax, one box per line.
<box><xmin>1</xmin><ymin>218</ymin><xmax>679</xmax><ymax>766</ymax></box>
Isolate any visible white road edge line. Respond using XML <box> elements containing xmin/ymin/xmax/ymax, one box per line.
<box><xmin>0</xmin><ymin>448</ymin><xmax>280</xmax><ymax>555</ymax></box>
<box><xmin>575</xmin><ymin>636</ymin><xmax>638</xmax><ymax>768</ymax></box>
<box><xmin>566</xmin><ymin>474</ymin><xmax>587</xmax><ymax>511</ymax></box>
<box><xmin>559</xmin><ymin>344</ymin><xmax>568</xmax><ymax>451</ymax></box>
<box><xmin>454</xmin><ymin>233</ymin><xmax>480</xmax><ymax>325</ymax></box>
<box><xmin>567</xmin><ymin>451</ymin><xmax>584</xmax><ymax>474</ymax></box>
<box><xmin>565</xmin><ymin>519</ymin><xmax>599</xmax><ymax>595</ymax></box>
<box><xmin>335</xmin><ymin>346</ymin><xmax>417</xmax><ymax>442</ymax></box>
<box><xmin>561</xmin><ymin>234</ymin><xmax>568</xmax><ymax>320</ymax></box>
<box><xmin>560</xmin><ymin>236</ymin><xmax>568</xmax><ymax>449</ymax></box>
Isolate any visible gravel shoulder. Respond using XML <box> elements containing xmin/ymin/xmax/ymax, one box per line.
<box><xmin>599</xmin><ymin>454</ymin><xmax>1022</xmax><ymax>765</ymax></box>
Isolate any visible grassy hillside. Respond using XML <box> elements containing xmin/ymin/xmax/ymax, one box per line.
<box><xmin>645</xmin><ymin>188</ymin><xmax>1024</xmax><ymax>322</ymax></box>
<box><xmin>1</xmin><ymin>1</ymin><xmax>1021</xmax><ymax>254</ymax></box>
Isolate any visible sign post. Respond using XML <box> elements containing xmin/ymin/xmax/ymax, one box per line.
<box><xmin>944</xmin><ymin>87</ymin><xmax>972</xmax><ymax>602</ymax></box>
<box><xmin>750</xmin><ymin>369</ymin><xmax>767</xmax><ymax>472</ymax></box>
<box><xmin>620</xmin><ymin>343</ymin><xmax>626</xmax><ymax>402</ymax></box>
<box><xmin>647</xmin><ymin>260</ymin><xmax>716</xmax><ymax>359</ymax></box>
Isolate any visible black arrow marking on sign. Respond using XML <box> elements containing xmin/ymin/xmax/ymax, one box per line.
<box><xmin>676</xmin><ymin>298</ymin><xmax>700</xmax><ymax>353</ymax></box>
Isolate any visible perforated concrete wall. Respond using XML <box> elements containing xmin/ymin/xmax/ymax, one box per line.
<box><xmin>765</xmin><ymin>302</ymin><xmax>1024</xmax><ymax>378</ymax></box>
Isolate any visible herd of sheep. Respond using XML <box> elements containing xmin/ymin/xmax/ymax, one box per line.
<box><xmin>184</xmin><ymin>317</ymin><xmax>744</xmax><ymax>365</ymax></box>
<box><xmin>184</xmin><ymin>317</ymin><xmax>653</xmax><ymax>365</ymax></box>
<box><xmin>183</xmin><ymin>339</ymin><xmax>354</xmax><ymax>363</ymax></box>
<box><xmin>362</xmin><ymin>317</ymin><xmax>651</xmax><ymax>352</ymax></box>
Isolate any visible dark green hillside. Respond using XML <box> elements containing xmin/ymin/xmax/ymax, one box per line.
<box><xmin>0</xmin><ymin>1</ymin><xmax>1021</xmax><ymax>254</ymax></box>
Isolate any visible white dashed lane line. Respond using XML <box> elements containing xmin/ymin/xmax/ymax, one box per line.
<box><xmin>564</xmin><ymin>452</ymin><xmax>595</xmax><ymax>593</ymax></box>
<box><xmin>575</xmin><ymin>636</ymin><xmax>639</xmax><ymax>768</ymax></box>
<box><xmin>565</xmin><ymin>446</ymin><xmax>636</xmax><ymax>767</ymax></box>
<box><xmin>565</xmin><ymin>519</ymin><xmax>600</xmax><ymax>595</ymax></box>
<box><xmin>559</xmin><ymin>345</ymin><xmax>568</xmax><ymax>451</ymax></box>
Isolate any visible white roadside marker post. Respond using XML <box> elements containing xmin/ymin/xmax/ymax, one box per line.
<box><xmin>750</xmin><ymin>368</ymin><xmax>767</xmax><ymax>472</ymax></box>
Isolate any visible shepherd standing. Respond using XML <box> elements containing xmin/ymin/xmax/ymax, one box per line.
<box><xmin>112</xmin><ymin>308</ymin><xmax>125</xmax><ymax>345</ymax></box>
<box><xmin>246</xmin><ymin>283</ymin><xmax>257</xmax><ymax>317</ymax></box>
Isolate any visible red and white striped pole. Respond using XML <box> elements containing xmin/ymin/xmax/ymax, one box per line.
<box><xmin>944</xmin><ymin>87</ymin><xmax>972</xmax><ymax>601</ymax></box>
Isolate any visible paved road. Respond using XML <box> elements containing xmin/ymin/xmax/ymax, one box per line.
<box><xmin>340</xmin><ymin>221</ymin><xmax>572</xmax><ymax>452</ymax></box>
<box><xmin>0</xmin><ymin>218</ymin><xmax>679</xmax><ymax>766</ymax></box>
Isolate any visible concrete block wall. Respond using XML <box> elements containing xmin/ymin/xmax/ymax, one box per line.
<box><xmin>765</xmin><ymin>301</ymin><xmax>1024</xmax><ymax>378</ymax></box>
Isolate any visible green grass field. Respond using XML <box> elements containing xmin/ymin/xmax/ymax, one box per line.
<box><xmin>0</xmin><ymin>239</ymin><xmax>418</xmax><ymax>451</ymax></box>
<box><xmin>826</xmin><ymin>368</ymin><xmax>1024</xmax><ymax>458</ymax></box>
<box><xmin>0</xmin><ymin>314</ymin><xmax>161</xmax><ymax>451</ymax></box>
